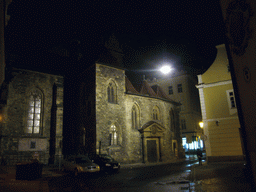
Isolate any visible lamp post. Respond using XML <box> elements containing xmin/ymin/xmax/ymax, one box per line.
<box><xmin>199</xmin><ymin>121</ymin><xmax>206</xmax><ymax>151</ymax></box>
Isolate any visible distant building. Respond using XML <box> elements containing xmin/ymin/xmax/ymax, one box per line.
<box><xmin>0</xmin><ymin>68</ymin><xmax>64</xmax><ymax>165</ymax></box>
<box><xmin>1</xmin><ymin>0</ymin><xmax>12</xmax><ymax>128</ymax></box>
<box><xmin>147</xmin><ymin>70</ymin><xmax>203</xmax><ymax>152</ymax></box>
<box><xmin>196</xmin><ymin>44</ymin><xmax>243</xmax><ymax>162</ymax></box>
<box><xmin>0</xmin><ymin>0</ymin><xmax>12</xmax><ymax>87</ymax></box>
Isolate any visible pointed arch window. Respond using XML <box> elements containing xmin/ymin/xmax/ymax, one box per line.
<box><xmin>110</xmin><ymin>124</ymin><xmax>118</xmax><ymax>145</ymax></box>
<box><xmin>132</xmin><ymin>105</ymin><xmax>139</xmax><ymax>129</ymax></box>
<box><xmin>26</xmin><ymin>89</ymin><xmax>42</xmax><ymax>134</ymax></box>
<box><xmin>152</xmin><ymin>106</ymin><xmax>160</xmax><ymax>120</ymax></box>
<box><xmin>107</xmin><ymin>82</ymin><xmax>117</xmax><ymax>104</ymax></box>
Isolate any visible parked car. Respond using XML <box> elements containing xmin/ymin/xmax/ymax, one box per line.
<box><xmin>89</xmin><ymin>154</ymin><xmax>120</xmax><ymax>173</ymax></box>
<box><xmin>62</xmin><ymin>155</ymin><xmax>100</xmax><ymax>176</ymax></box>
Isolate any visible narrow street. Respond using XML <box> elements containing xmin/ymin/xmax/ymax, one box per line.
<box><xmin>48</xmin><ymin>157</ymin><xmax>198</xmax><ymax>192</ymax></box>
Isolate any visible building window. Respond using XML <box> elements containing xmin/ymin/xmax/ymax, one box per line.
<box><xmin>227</xmin><ymin>65</ymin><xmax>230</xmax><ymax>72</ymax></box>
<box><xmin>226</xmin><ymin>90</ymin><xmax>237</xmax><ymax>115</ymax></box>
<box><xmin>168</xmin><ymin>86</ymin><xmax>173</xmax><ymax>95</ymax></box>
<box><xmin>169</xmin><ymin>109</ymin><xmax>174</xmax><ymax>132</ymax></box>
<box><xmin>107</xmin><ymin>82</ymin><xmax>117</xmax><ymax>104</ymax></box>
<box><xmin>229</xmin><ymin>91</ymin><xmax>236</xmax><ymax>108</ymax></box>
<box><xmin>153</xmin><ymin>106</ymin><xmax>160</xmax><ymax>120</ymax></box>
<box><xmin>30</xmin><ymin>141</ymin><xmax>36</xmax><ymax>149</ymax></box>
<box><xmin>26</xmin><ymin>89</ymin><xmax>42</xmax><ymax>134</ymax></box>
<box><xmin>181</xmin><ymin>119</ymin><xmax>186</xmax><ymax>130</ymax></box>
<box><xmin>177</xmin><ymin>84</ymin><xmax>182</xmax><ymax>93</ymax></box>
<box><xmin>132</xmin><ymin>105</ymin><xmax>139</xmax><ymax>129</ymax></box>
<box><xmin>110</xmin><ymin>124</ymin><xmax>118</xmax><ymax>145</ymax></box>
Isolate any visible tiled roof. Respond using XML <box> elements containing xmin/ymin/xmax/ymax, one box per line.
<box><xmin>125</xmin><ymin>76</ymin><xmax>140</xmax><ymax>94</ymax></box>
<box><xmin>140</xmin><ymin>80</ymin><xmax>158</xmax><ymax>97</ymax></box>
<box><xmin>151</xmin><ymin>84</ymin><xmax>174</xmax><ymax>101</ymax></box>
<box><xmin>125</xmin><ymin>75</ymin><xmax>180</xmax><ymax>105</ymax></box>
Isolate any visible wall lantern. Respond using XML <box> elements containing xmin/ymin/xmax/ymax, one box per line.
<box><xmin>0</xmin><ymin>113</ymin><xmax>5</xmax><ymax>123</ymax></box>
<box><xmin>199</xmin><ymin>121</ymin><xmax>204</xmax><ymax>129</ymax></box>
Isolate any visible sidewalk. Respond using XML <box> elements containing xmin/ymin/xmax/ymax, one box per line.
<box><xmin>0</xmin><ymin>165</ymin><xmax>63</xmax><ymax>192</ymax></box>
<box><xmin>0</xmin><ymin>157</ymin><xmax>185</xmax><ymax>192</ymax></box>
<box><xmin>120</xmin><ymin>157</ymin><xmax>186</xmax><ymax>169</ymax></box>
<box><xmin>189</xmin><ymin>161</ymin><xmax>253</xmax><ymax>192</ymax></box>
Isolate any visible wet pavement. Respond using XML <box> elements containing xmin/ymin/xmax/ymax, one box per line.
<box><xmin>189</xmin><ymin>161</ymin><xmax>253</xmax><ymax>192</ymax></box>
<box><xmin>0</xmin><ymin>157</ymin><xmax>254</xmax><ymax>192</ymax></box>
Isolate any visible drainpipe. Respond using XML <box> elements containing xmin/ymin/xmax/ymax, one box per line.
<box><xmin>141</xmin><ymin>135</ymin><xmax>145</xmax><ymax>163</ymax></box>
<box><xmin>49</xmin><ymin>83</ymin><xmax>57</xmax><ymax>165</ymax></box>
<box><xmin>99</xmin><ymin>141</ymin><xmax>101</xmax><ymax>155</ymax></box>
<box><xmin>159</xmin><ymin>137</ymin><xmax>162</xmax><ymax>162</ymax></box>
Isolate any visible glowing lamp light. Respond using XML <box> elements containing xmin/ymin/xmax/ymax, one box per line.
<box><xmin>199</xmin><ymin>122</ymin><xmax>204</xmax><ymax>128</ymax></box>
<box><xmin>160</xmin><ymin>65</ymin><xmax>172</xmax><ymax>75</ymax></box>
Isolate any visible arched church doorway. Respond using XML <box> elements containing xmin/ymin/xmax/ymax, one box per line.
<box><xmin>147</xmin><ymin>139</ymin><xmax>158</xmax><ymax>162</ymax></box>
<box><xmin>139</xmin><ymin>121</ymin><xmax>166</xmax><ymax>163</ymax></box>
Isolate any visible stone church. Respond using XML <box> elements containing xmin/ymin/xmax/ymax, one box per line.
<box><xmin>0</xmin><ymin>34</ymin><xmax>182</xmax><ymax>165</ymax></box>
<box><xmin>78</xmin><ymin>36</ymin><xmax>183</xmax><ymax>164</ymax></box>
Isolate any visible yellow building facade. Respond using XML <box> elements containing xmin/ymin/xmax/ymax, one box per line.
<box><xmin>196</xmin><ymin>44</ymin><xmax>243</xmax><ymax>162</ymax></box>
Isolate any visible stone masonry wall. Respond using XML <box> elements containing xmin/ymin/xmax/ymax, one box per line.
<box><xmin>95</xmin><ymin>63</ymin><xmax>181</xmax><ymax>163</ymax></box>
<box><xmin>125</xmin><ymin>94</ymin><xmax>178</xmax><ymax>162</ymax></box>
<box><xmin>0</xmin><ymin>68</ymin><xmax>63</xmax><ymax>165</ymax></box>
<box><xmin>95</xmin><ymin>64</ymin><xmax>128</xmax><ymax>163</ymax></box>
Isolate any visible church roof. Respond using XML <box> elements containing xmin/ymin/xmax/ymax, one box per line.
<box><xmin>125</xmin><ymin>77</ymin><xmax>180</xmax><ymax>105</ymax></box>
<box><xmin>151</xmin><ymin>84</ymin><xmax>174</xmax><ymax>101</ymax></box>
<box><xmin>125</xmin><ymin>76</ymin><xmax>140</xmax><ymax>94</ymax></box>
<box><xmin>139</xmin><ymin>80</ymin><xmax>158</xmax><ymax>97</ymax></box>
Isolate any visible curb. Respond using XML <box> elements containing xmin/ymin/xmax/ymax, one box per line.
<box><xmin>120</xmin><ymin>158</ymin><xmax>186</xmax><ymax>169</ymax></box>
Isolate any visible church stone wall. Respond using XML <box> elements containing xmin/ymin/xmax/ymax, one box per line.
<box><xmin>0</xmin><ymin>68</ymin><xmax>63</xmax><ymax>165</ymax></box>
<box><xmin>95</xmin><ymin>63</ymin><xmax>181</xmax><ymax>164</ymax></box>
<box><xmin>125</xmin><ymin>94</ymin><xmax>177</xmax><ymax>163</ymax></box>
<box><xmin>95</xmin><ymin>64</ymin><xmax>128</xmax><ymax>163</ymax></box>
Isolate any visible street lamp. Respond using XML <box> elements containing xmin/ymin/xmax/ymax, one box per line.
<box><xmin>159</xmin><ymin>65</ymin><xmax>172</xmax><ymax>75</ymax></box>
<box><xmin>199</xmin><ymin>121</ymin><xmax>204</xmax><ymax>129</ymax></box>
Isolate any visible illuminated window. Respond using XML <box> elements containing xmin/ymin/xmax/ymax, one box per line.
<box><xmin>107</xmin><ymin>82</ymin><xmax>117</xmax><ymax>104</ymax></box>
<box><xmin>110</xmin><ymin>124</ymin><xmax>117</xmax><ymax>145</ymax></box>
<box><xmin>26</xmin><ymin>89</ymin><xmax>42</xmax><ymax>134</ymax></box>
<box><xmin>177</xmin><ymin>84</ymin><xmax>182</xmax><ymax>93</ymax></box>
<box><xmin>132</xmin><ymin>105</ymin><xmax>139</xmax><ymax>129</ymax></box>
<box><xmin>153</xmin><ymin>106</ymin><xmax>160</xmax><ymax>120</ymax></box>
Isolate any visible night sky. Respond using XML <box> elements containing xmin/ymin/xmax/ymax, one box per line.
<box><xmin>5</xmin><ymin>0</ymin><xmax>225</xmax><ymax>77</ymax></box>
<box><xmin>4</xmin><ymin>0</ymin><xmax>226</xmax><ymax>155</ymax></box>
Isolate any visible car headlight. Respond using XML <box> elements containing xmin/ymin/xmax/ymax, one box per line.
<box><xmin>77</xmin><ymin>166</ymin><xmax>82</xmax><ymax>171</ymax></box>
<box><xmin>105</xmin><ymin>163</ymin><xmax>111</xmax><ymax>166</ymax></box>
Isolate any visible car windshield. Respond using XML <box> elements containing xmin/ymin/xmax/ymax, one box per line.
<box><xmin>75</xmin><ymin>157</ymin><xmax>92</xmax><ymax>164</ymax></box>
<box><xmin>101</xmin><ymin>155</ymin><xmax>113</xmax><ymax>161</ymax></box>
